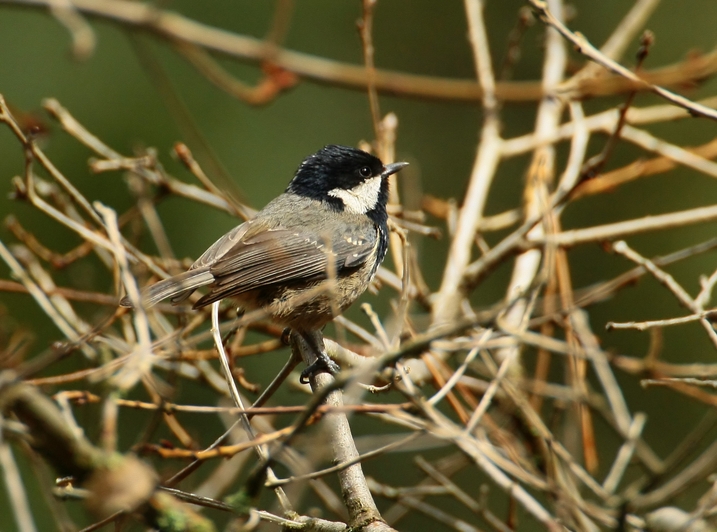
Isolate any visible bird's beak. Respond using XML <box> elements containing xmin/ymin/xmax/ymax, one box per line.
<box><xmin>382</xmin><ymin>161</ymin><xmax>409</xmax><ymax>177</ymax></box>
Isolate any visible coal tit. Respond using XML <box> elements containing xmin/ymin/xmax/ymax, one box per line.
<box><xmin>121</xmin><ymin>145</ymin><xmax>408</xmax><ymax>382</ymax></box>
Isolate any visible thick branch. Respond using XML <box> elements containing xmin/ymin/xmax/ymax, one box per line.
<box><xmin>290</xmin><ymin>334</ymin><xmax>396</xmax><ymax>532</ymax></box>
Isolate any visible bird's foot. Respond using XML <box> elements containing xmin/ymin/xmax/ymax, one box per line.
<box><xmin>299</xmin><ymin>352</ymin><xmax>340</xmax><ymax>384</ymax></box>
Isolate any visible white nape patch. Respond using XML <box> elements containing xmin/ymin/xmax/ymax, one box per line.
<box><xmin>327</xmin><ymin>176</ymin><xmax>382</xmax><ymax>214</ymax></box>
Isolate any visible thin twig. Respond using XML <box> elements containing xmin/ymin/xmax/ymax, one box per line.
<box><xmin>530</xmin><ymin>203</ymin><xmax>717</xmax><ymax>247</ymax></box>
<box><xmin>3</xmin><ymin>0</ymin><xmax>715</xmax><ymax>103</ymax></box>
<box><xmin>0</xmin><ymin>427</ymin><xmax>38</xmax><ymax>532</ymax></box>
<box><xmin>430</xmin><ymin>0</ymin><xmax>501</xmax><ymax>329</ymax></box>
<box><xmin>530</xmin><ymin>0</ymin><xmax>717</xmax><ymax>120</ymax></box>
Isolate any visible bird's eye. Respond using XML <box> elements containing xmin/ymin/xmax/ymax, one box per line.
<box><xmin>358</xmin><ymin>166</ymin><xmax>372</xmax><ymax>178</ymax></box>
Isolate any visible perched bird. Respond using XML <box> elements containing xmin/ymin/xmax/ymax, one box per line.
<box><xmin>120</xmin><ymin>145</ymin><xmax>408</xmax><ymax>382</ymax></box>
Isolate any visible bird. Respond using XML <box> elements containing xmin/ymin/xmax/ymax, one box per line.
<box><xmin>120</xmin><ymin>145</ymin><xmax>408</xmax><ymax>383</ymax></box>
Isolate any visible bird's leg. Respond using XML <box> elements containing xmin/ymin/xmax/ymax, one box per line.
<box><xmin>297</xmin><ymin>329</ymin><xmax>340</xmax><ymax>384</ymax></box>
<box><xmin>280</xmin><ymin>328</ymin><xmax>292</xmax><ymax>345</ymax></box>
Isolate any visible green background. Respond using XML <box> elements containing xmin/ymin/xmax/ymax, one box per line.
<box><xmin>2</xmin><ymin>0</ymin><xmax>717</xmax><ymax>530</ymax></box>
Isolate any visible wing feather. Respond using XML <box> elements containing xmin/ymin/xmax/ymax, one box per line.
<box><xmin>193</xmin><ymin>227</ymin><xmax>376</xmax><ymax>308</ymax></box>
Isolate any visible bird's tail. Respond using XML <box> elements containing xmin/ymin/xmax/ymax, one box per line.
<box><xmin>119</xmin><ymin>268</ymin><xmax>214</xmax><ymax>308</ymax></box>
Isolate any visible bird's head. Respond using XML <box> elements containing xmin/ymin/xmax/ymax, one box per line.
<box><xmin>287</xmin><ymin>145</ymin><xmax>408</xmax><ymax>218</ymax></box>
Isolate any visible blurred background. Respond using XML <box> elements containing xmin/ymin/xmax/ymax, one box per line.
<box><xmin>2</xmin><ymin>0</ymin><xmax>717</xmax><ymax>530</ymax></box>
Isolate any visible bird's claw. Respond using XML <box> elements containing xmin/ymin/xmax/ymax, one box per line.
<box><xmin>299</xmin><ymin>353</ymin><xmax>340</xmax><ymax>384</ymax></box>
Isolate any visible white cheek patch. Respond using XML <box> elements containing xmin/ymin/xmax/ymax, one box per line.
<box><xmin>328</xmin><ymin>176</ymin><xmax>382</xmax><ymax>214</ymax></box>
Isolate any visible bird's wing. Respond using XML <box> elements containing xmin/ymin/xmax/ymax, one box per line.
<box><xmin>193</xmin><ymin>225</ymin><xmax>377</xmax><ymax>307</ymax></box>
<box><xmin>188</xmin><ymin>221</ymin><xmax>253</xmax><ymax>270</ymax></box>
